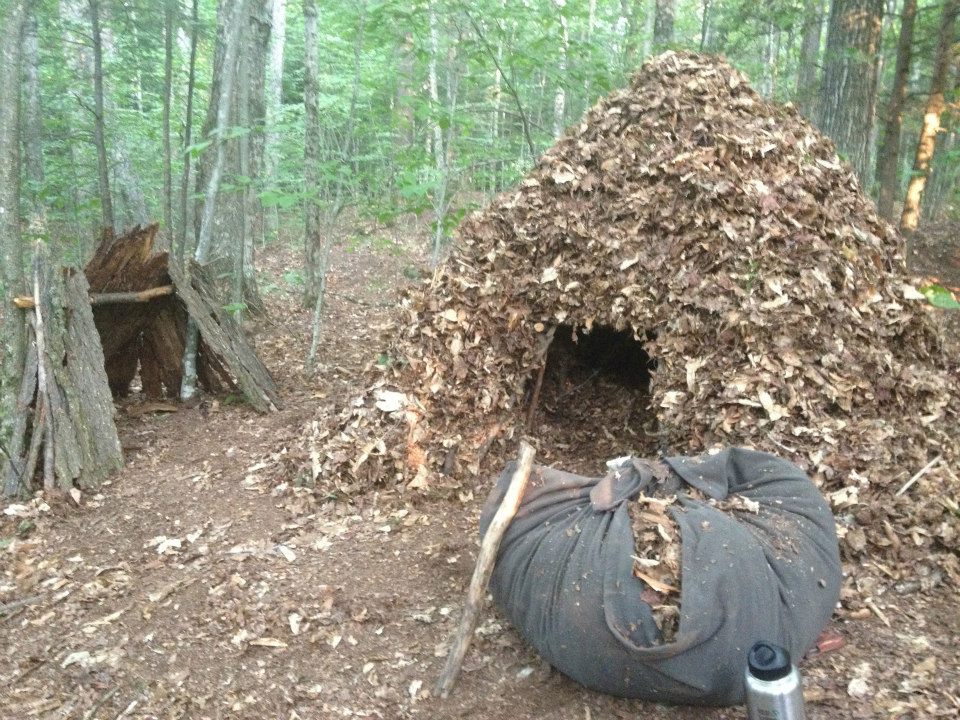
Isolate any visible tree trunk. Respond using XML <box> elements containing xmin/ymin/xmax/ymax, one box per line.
<box><xmin>21</xmin><ymin>8</ymin><xmax>43</xmax><ymax>214</ymax></box>
<box><xmin>653</xmin><ymin>0</ymin><xmax>674</xmax><ymax>50</ymax></box>
<box><xmin>177</xmin><ymin>0</ymin><xmax>200</xmax><ymax>265</ymax></box>
<box><xmin>265</xmin><ymin>0</ymin><xmax>286</xmax><ymax>242</ymax></box>
<box><xmin>699</xmin><ymin>0</ymin><xmax>712</xmax><ymax>51</ymax></box>
<box><xmin>162</xmin><ymin>0</ymin><xmax>175</xmax><ymax>249</ymax></box>
<box><xmin>89</xmin><ymin>0</ymin><xmax>114</xmax><ymax>232</ymax></box>
<box><xmin>875</xmin><ymin>0</ymin><xmax>917</xmax><ymax>220</ymax></box>
<box><xmin>239</xmin><ymin>0</ymin><xmax>271</xmax><ymax>314</ymax></box>
<box><xmin>1</xmin><ymin>1</ymin><xmax>26</xmax><ymax>483</ymax></box>
<box><xmin>899</xmin><ymin>0</ymin><xmax>958</xmax><ymax>236</ymax></box>
<box><xmin>796</xmin><ymin>0</ymin><xmax>825</xmax><ymax>118</ymax></box>
<box><xmin>616</xmin><ymin>0</ymin><xmax>632</xmax><ymax>69</ymax></box>
<box><xmin>428</xmin><ymin>1</ymin><xmax>444</xmax><ymax>173</ymax></box>
<box><xmin>923</xmin><ymin>66</ymin><xmax>960</xmax><ymax>222</ymax></box>
<box><xmin>302</xmin><ymin>0</ymin><xmax>321</xmax><ymax>306</ymax></box>
<box><xmin>553</xmin><ymin>0</ymin><xmax>569</xmax><ymax>138</ymax></box>
<box><xmin>816</xmin><ymin>0</ymin><xmax>884</xmax><ymax>185</ymax></box>
<box><xmin>642</xmin><ymin>0</ymin><xmax>655</xmax><ymax>59</ymax></box>
<box><xmin>181</xmin><ymin>0</ymin><xmax>248</xmax><ymax>401</ymax></box>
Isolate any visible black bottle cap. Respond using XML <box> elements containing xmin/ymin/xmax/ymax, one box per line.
<box><xmin>748</xmin><ymin>642</ymin><xmax>792</xmax><ymax>681</ymax></box>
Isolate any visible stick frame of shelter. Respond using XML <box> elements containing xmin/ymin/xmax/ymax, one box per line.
<box><xmin>435</xmin><ymin>440</ymin><xmax>536</xmax><ymax>698</ymax></box>
<box><xmin>12</xmin><ymin>285</ymin><xmax>174</xmax><ymax>309</ymax></box>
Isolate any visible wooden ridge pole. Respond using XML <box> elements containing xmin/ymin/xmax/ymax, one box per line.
<box><xmin>12</xmin><ymin>284</ymin><xmax>175</xmax><ymax>309</ymax></box>
<box><xmin>436</xmin><ymin>440</ymin><xmax>536</xmax><ymax>698</ymax></box>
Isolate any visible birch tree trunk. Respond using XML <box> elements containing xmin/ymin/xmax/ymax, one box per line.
<box><xmin>177</xmin><ymin>0</ymin><xmax>200</xmax><ymax>264</ymax></box>
<box><xmin>181</xmin><ymin>0</ymin><xmax>247</xmax><ymax>401</ymax></box>
<box><xmin>89</xmin><ymin>0</ymin><xmax>114</xmax><ymax>232</ymax></box>
<box><xmin>642</xmin><ymin>0</ymin><xmax>655</xmax><ymax>59</ymax></box>
<box><xmin>796</xmin><ymin>0</ymin><xmax>824</xmax><ymax>118</ymax></box>
<box><xmin>899</xmin><ymin>0</ymin><xmax>958</xmax><ymax>236</ymax></box>
<box><xmin>428</xmin><ymin>1</ymin><xmax>444</xmax><ymax>176</ymax></box>
<box><xmin>1</xmin><ymin>1</ymin><xmax>26</xmax><ymax>481</ymax></box>
<box><xmin>816</xmin><ymin>0</ymin><xmax>884</xmax><ymax>185</ymax></box>
<box><xmin>552</xmin><ymin>0</ymin><xmax>569</xmax><ymax>138</ymax></box>
<box><xmin>22</xmin><ymin>8</ymin><xmax>44</xmax><ymax>215</ymax></box>
<box><xmin>875</xmin><ymin>0</ymin><xmax>917</xmax><ymax>220</ymax></box>
<box><xmin>265</xmin><ymin>0</ymin><xmax>285</xmax><ymax>242</ymax></box>
<box><xmin>162</xmin><ymin>0</ymin><xmax>175</xmax><ymax>249</ymax></box>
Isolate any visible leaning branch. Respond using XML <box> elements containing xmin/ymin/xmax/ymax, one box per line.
<box><xmin>436</xmin><ymin>440</ymin><xmax>536</xmax><ymax>697</ymax></box>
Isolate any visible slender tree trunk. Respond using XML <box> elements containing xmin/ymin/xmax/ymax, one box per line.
<box><xmin>761</xmin><ymin>22</ymin><xmax>776</xmax><ymax>96</ymax></box>
<box><xmin>642</xmin><ymin>0</ymin><xmax>655</xmax><ymax>59</ymax></box>
<box><xmin>89</xmin><ymin>0</ymin><xmax>114</xmax><ymax>231</ymax></box>
<box><xmin>181</xmin><ymin>0</ymin><xmax>247</xmax><ymax>401</ymax></box>
<box><xmin>653</xmin><ymin>0</ymin><xmax>674</xmax><ymax>50</ymax></box>
<box><xmin>162</xmin><ymin>0</ymin><xmax>175</xmax><ymax>249</ymax></box>
<box><xmin>923</xmin><ymin>66</ymin><xmax>960</xmax><ymax>221</ymax></box>
<box><xmin>699</xmin><ymin>0</ymin><xmax>712</xmax><ymax>51</ymax></box>
<box><xmin>875</xmin><ymin>0</ymin><xmax>916</xmax><ymax>220</ymax></box>
<box><xmin>265</xmin><ymin>0</ymin><xmax>285</xmax><ymax>242</ymax></box>
<box><xmin>22</xmin><ymin>8</ymin><xmax>43</xmax><ymax>214</ymax></box>
<box><xmin>100</xmin><ymin>25</ymin><xmax>149</xmax><ymax>230</ymax></box>
<box><xmin>178</xmin><ymin>0</ymin><xmax>200</xmax><ymax>264</ymax></box>
<box><xmin>128</xmin><ymin>7</ymin><xmax>144</xmax><ymax>113</ymax></box>
<box><xmin>553</xmin><ymin>0</ymin><xmax>569</xmax><ymax>138</ymax></box>
<box><xmin>302</xmin><ymin>0</ymin><xmax>321</xmax><ymax>306</ymax></box>
<box><xmin>397</xmin><ymin>32</ymin><xmax>415</xmax><ymax>147</ymax></box>
<box><xmin>817</xmin><ymin>0</ymin><xmax>884</xmax><ymax>185</ymax></box>
<box><xmin>900</xmin><ymin>0</ymin><xmax>958</xmax><ymax>236</ymax></box>
<box><xmin>1</xmin><ymin>1</ymin><xmax>26</xmax><ymax>482</ymax></box>
<box><xmin>796</xmin><ymin>0</ymin><xmax>825</xmax><ymax>117</ymax></box>
<box><xmin>428</xmin><ymin>1</ymin><xmax>444</xmax><ymax>173</ymax></box>
<box><xmin>616</xmin><ymin>0</ymin><xmax>632</xmax><ymax>69</ymax></box>
<box><xmin>306</xmin><ymin>0</ymin><xmax>366</xmax><ymax>371</ymax></box>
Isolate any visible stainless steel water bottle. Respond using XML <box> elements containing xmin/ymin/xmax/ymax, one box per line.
<box><xmin>745</xmin><ymin>641</ymin><xmax>806</xmax><ymax>720</ymax></box>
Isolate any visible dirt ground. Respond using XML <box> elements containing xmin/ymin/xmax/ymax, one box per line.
<box><xmin>2</xmin><ymin>223</ymin><xmax>959</xmax><ymax>720</ymax></box>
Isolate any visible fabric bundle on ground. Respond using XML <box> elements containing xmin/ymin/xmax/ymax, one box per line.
<box><xmin>479</xmin><ymin>447</ymin><xmax>841</xmax><ymax>705</ymax></box>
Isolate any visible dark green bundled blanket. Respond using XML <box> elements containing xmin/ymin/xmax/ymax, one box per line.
<box><xmin>479</xmin><ymin>448</ymin><xmax>841</xmax><ymax>706</ymax></box>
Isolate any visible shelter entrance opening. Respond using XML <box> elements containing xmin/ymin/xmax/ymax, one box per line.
<box><xmin>529</xmin><ymin>323</ymin><xmax>659</xmax><ymax>473</ymax></box>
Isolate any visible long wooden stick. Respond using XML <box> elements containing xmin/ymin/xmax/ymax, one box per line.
<box><xmin>436</xmin><ymin>440</ymin><xmax>536</xmax><ymax>698</ymax></box>
<box><xmin>13</xmin><ymin>284</ymin><xmax>174</xmax><ymax>309</ymax></box>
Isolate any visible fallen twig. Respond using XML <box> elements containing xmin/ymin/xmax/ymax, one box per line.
<box><xmin>83</xmin><ymin>687</ymin><xmax>119</xmax><ymax>720</ymax></box>
<box><xmin>436</xmin><ymin>440</ymin><xmax>536</xmax><ymax>698</ymax></box>
<box><xmin>895</xmin><ymin>455</ymin><xmax>941</xmax><ymax>496</ymax></box>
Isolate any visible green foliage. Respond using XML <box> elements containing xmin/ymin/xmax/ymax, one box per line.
<box><xmin>222</xmin><ymin>301</ymin><xmax>247</xmax><ymax>315</ymax></box>
<box><xmin>17</xmin><ymin>0</ymin><xmax>960</xmax><ymax>265</ymax></box>
<box><xmin>921</xmin><ymin>284</ymin><xmax>960</xmax><ymax>310</ymax></box>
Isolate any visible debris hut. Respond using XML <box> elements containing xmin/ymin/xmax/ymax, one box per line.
<box><xmin>308</xmin><ymin>52</ymin><xmax>959</xmax><ymax>574</ymax></box>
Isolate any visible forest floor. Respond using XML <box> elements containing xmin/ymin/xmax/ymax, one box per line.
<box><xmin>1</xmin><ymin>221</ymin><xmax>959</xmax><ymax>720</ymax></box>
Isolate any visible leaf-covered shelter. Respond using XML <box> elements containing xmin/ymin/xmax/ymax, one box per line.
<box><xmin>309</xmin><ymin>52</ymin><xmax>959</xmax><ymax>569</ymax></box>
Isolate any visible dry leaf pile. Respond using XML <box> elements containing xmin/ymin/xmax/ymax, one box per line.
<box><xmin>628</xmin><ymin>493</ymin><xmax>683</xmax><ymax>643</ymax></box>
<box><xmin>307</xmin><ymin>51</ymin><xmax>959</xmax><ymax>573</ymax></box>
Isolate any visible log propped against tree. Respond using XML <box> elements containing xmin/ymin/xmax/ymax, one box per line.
<box><xmin>4</xmin><ymin>225</ymin><xmax>281</xmax><ymax>497</ymax></box>
<box><xmin>82</xmin><ymin>223</ymin><xmax>280</xmax><ymax>412</ymax></box>
<box><xmin>3</xmin><ymin>244</ymin><xmax>123</xmax><ymax>497</ymax></box>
